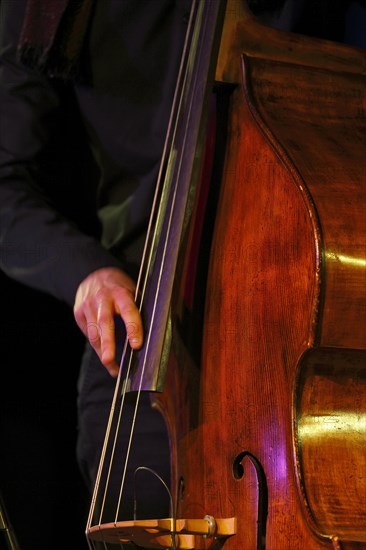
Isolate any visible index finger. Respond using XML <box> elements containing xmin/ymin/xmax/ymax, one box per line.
<box><xmin>115</xmin><ymin>291</ymin><xmax>143</xmax><ymax>350</ymax></box>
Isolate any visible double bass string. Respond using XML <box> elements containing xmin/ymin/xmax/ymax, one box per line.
<box><xmin>113</xmin><ymin>0</ymin><xmax>202</xmax><ymax>524</ymax></box>
<box><xmin>86</xmin><ymin>0</ymin><xmax>200</xmax><ymax>532</ymax></box>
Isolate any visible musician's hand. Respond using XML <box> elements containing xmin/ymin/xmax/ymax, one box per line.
<box><xmin>73</xmin><ymin>267</ymin><xmax>143</xmax><ymax>377</ymax></box>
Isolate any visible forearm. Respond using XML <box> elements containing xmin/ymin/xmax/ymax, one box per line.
<box><xmin>0</xmin><ymin>170</ymin><xmax>123</xmax><ymax>306</ymax></box>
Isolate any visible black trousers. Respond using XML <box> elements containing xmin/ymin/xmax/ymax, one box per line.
<box><xmin>76</xmin><ymin>339</ymin><xmax>171</xmax><ymax>529</ymax></box>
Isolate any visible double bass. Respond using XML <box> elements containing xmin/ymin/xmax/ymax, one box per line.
<box><xmin>86</xmin><ymin>1</ymin><xmax>366</xmax><ymax>548</ymax></box>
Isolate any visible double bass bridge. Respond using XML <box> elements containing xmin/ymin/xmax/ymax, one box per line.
<box><xmin>86</xmin><ymin>515</ymin><xmax>236</xmax><ymax>548</ymax></box>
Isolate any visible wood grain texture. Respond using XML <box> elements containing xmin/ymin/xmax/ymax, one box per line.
<box><xmin>156</xmin><ymin>2</ymin><xmax>366</xmax><ymax>548</ymax></box>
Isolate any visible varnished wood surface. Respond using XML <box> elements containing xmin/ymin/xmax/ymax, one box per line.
<box><xmin>156</xmin><ymin>1</ymin><xmax>366</xmax><ymax>548</ymax></box>
<box><xmin>245</xmin><ymin>55</ymin><xmax>366</xmax><ymax>350</ymax></box>
<box><xmin>295</xmin><ymin>348</ymin><xmax>366</xmax><ymax>541</ymax></box>
<box><xmin>81</xmin><ymin>1</ymin><xmax>366</xmax><ymax>547</ymax></box>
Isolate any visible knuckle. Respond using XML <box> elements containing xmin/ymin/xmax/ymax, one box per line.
<box><xmin>126</xmin><ymin>321</ymin><xmax>138</xmax><ymax>336</ymax></box>
<box><xmin>87</xmin><ymin>321</ymin><xmax>101</xmax><ymax>342</ymax></box>
<box><xmin>95</xmin><ymin>288</ymin><xmax>108</xmax><ymax>303</ymax></box>
<box><xmin>97</xmin><ymin>312</ymin><xmax>114</xmax><ymax>328</ymax></box>
<box><xmin>120</xmin><ymin>305</ymin><xmax>136</xmax><ymax>318</ymax></box>
<box><xmin>116</xmin><ymin>285</ymin><xmax>134</xmax><ymax>301</ymax></box>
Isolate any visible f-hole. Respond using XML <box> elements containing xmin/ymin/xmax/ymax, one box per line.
<box><xmin>233</xmin><ymin>451</ymin><xmax>268</xmax><ymax>550</ymax></box>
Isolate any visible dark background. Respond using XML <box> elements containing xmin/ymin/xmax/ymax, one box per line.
<box><xmin>0</xmin><ymin>80</ymin><xmax>100</xmax><ymax>549</ymax></box>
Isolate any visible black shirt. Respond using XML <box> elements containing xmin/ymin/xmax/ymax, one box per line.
<box><xmin>0</xmin><ymin>0</ymin><xmax>190</xmax><ymax>305</ymax></box>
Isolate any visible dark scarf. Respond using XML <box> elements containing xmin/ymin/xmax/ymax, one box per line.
<box><xmin>17</xmin><ymin>0</ymin><xmax>95</xmax><ymax>78</ymax></box>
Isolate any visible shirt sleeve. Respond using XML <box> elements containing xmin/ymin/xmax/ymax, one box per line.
<box><xmin>0</xmin><ymin>0</ymin><xmax>124</xmax><ymax>307</ymax></box>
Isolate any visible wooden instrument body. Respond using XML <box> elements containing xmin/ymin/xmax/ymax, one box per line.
<box><xmin>154</xmin><ymin>4</ymin><xmax>366</xmax><ymax>549</ymax></box>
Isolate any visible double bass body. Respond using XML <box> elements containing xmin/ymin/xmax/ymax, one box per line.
<box><xmin>158</xmin><ymin>2</ymin><xmax>366</xmax><ymax>549</ymax></box>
